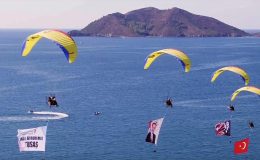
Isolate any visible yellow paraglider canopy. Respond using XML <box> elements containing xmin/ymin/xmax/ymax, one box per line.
<box><xmin>211</xmin><ymin>66</ymin><xmax>250</xmax><ymax>85</ymax></box>
<box><xmin>231</xmin><ymin>86</ymin><xmax>260</xmax><ymax>101</ymax></box>
<box><xmin>21</xmin><ymin>30</ymin><xmax>78</xmax><ymax>63</ymax></box>
<box><xmin>144</xmin><ymin>49</ymin><xmax>191</xmax><ymax>72</ymax></box>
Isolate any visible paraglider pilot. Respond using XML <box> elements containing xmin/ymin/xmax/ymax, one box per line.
<box><xmin>48</xmin><ymin>96</ymin><xmax>59</xmax><ymax>107</ymax></box>
<box><xmin>228</xmin><ymin>104</ymin><xmax>235</xmax><ymax>111</ymax></box>
<box><xmin>249</xmin><ymin>121</ymin><xmax>254</xmax><ymax>129</ymax></box>
<box><xmin>165</xmin><ymin>98</ymin><xmax>173</xmax><ymax>108</ymax></box>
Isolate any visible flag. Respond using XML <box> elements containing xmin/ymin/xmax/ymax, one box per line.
<box><xmin>234</xmin><ymin>138</ymin><xmax>250</xmax><ymax>154</ymax></box>
<box><xmin>145</xmin><ymin>117</ymin><xmax>164</xmax><ymax>145</ymax></box>
<box><xmin>215</xmin><ymin>120</ymin><xmax>231</xmax><ymax>136</ymax></box>
<box><xmin>17</xmin><ymin>126</ymin><xmax>47</xmax><ymax>152</ymax></box>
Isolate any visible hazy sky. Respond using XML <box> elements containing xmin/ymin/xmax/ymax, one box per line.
<box><xmin>0</xmin><ymin>0</ymin><xmax>259</xmax><ymax>29</ymax></box>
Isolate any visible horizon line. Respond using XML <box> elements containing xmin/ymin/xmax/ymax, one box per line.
<box><xmin>0</xmin><ymin>28</ymin><xmax>260</xmax><ymax>31</ymax></box>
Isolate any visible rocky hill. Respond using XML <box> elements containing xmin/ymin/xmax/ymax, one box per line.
<box><xmin>252</xmin><ymin>32</ymin><xmax>260</xmax><ymax>37</ymax></box>
<box><xmin>69</xmin><ymin>7</ymin><xmax>250</xmax><ymax>37</ymax></box>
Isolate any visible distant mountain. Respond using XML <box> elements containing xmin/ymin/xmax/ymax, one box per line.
<box><xmin>252</xmin><ymin>32</ymin><xmax>260</xmax><ymax>37</ymax></box>
<box><xmin>69</xmin><ymin>7</ymin><xmax>250</xmax><ymax>37</ymax></box>
<box><xmin>244</xmin><ymin>29</ymin><xmax>260</xmax><ymax>34</ymax></box>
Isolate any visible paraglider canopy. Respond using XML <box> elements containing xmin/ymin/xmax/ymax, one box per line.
<box><xmin>144</xmin><ymin>49</ymin><xmax>191</xmax><ymax>72</ymax></box>
<box><xmin>231</xmin><ymin>86</ymin><xmax>260</xmax><ymax>101</ymax></box>
<box><xmin>21</xmin><ymin>29</ymin><xmax>78</xmax><ymax>63</ymax></box>
<box><xmin>211</xmin><ymin>66</ymin><xmax>250</xmax><ymax>85</ymax></box>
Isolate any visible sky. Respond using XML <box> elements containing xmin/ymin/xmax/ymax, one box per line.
<box><xmin>0</xmin><ymin>0</ymin><xmax>259</xmax><ymax>30</ymax></box>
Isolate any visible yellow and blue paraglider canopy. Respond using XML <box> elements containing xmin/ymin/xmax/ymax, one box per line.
<box><xmin>21</xmin><ymin>29</ymin><xmax>78</xmax><ymax>63</ymax></box>
<box><xmin>144</xmin><ymin>49</ymin><xmax>191</xmax><ymax>72</ymax></box>
<box><xmin>231</xmin><ymin>86</ymin><xmax>260</xmax><ymax>101</ymax></box>
<box><xmin>211</xmin><ymin>66</ymin><xmax>250</xmax><ymax>85</ymax></box>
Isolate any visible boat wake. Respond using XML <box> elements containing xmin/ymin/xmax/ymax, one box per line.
<box><xmin>0</xmin><ymin>111</ymin><xmax>68</xmax><ymax>122</ymax></box>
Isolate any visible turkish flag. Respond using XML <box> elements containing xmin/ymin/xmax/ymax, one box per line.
<box><xmin>234</xmin><ymin>138</ymin><xmax>250</xmax><ymax>154</ymax></box>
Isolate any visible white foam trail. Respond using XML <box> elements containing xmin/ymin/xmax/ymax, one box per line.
<box><xmin>31</xmin><ymin>111</ymin><xmax>69</xmax><ymax>118</ymax></box>
<box><xmin>0</xmin><ymin>116</ymin><xmax>64</xmax><ymax>122</ymax></box>
<box><xmin>0</xmin><ymin>111</ymin><xmax>68</xmax><ymax>122</ymax></box>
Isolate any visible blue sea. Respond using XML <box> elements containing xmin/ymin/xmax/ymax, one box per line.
<box><xmin>0</xmin><ymin>30</ymin><xmax>260</xmax><ymax>160</ymax></box>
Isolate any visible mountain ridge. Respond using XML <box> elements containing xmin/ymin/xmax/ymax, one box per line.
<box><xmin>69</xmin><ymin>7</ymin><xmax>250</xmax><ymax>37</ymax></box>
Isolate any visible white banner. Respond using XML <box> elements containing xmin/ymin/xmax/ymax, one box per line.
<box><xmin>145</xmin><ymin>117</ymin><xmax>164</xmax><ymax>145</ymax></box>
<box><xmin>17</xmin><ymin>126</ymin><xmax>47</xmax><ymax>152</ymax></box>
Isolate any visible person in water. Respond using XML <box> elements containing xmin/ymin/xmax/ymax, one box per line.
<box><xmin>165</xmin><ymin>98</ymin><xmax>173</xmax><ymax>108</ymax></box>
<box><xmin>146</xmin><ymin>122</ymin><xmax>157</xmax><ymax>144</ymax></box>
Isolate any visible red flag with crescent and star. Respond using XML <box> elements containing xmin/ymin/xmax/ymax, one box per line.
<box><xmin>234</xmin><ymin>138</ymin><xmax>250</xmax><ymax>154</ymax></box>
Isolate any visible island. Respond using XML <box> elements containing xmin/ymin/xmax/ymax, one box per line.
<box><xmin>69</xmin><ymin>7</ymin><xmax>250</xmax><ymax>37</ymax></box>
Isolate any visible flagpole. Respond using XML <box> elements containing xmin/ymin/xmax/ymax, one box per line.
<box><xmin>164</xmin><ymin>112</ymin><xmax>167</xmax><ymax>118</ymax></box>
<box><xmin>248</xmin><ymin>123</ymin><xmax>253</xmax><ymax>160</ymax></box>
<box><xmin>249</xmin><ymin>128</ymin><xmax>253</xmax><ymax>136</ymax></box>
<box><xmin>229</xmin><ymin>105</ymin><xmax>233</xmax><ymax>144</ymax></box>
<box><xmin>246</xmin><ymin>128</ymin><xmax>252</xmax><ymax>160</ymax></box>
<box><xmin>248</xmin><ymin>120</ymin><xmax>254</xmax><ymax>137</ymax></box>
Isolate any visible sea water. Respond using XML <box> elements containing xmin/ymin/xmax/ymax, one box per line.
<box><xmin>0</xmin><ymin>30</ymin><xmax>260</xmax><ymax>160</ymax></box>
